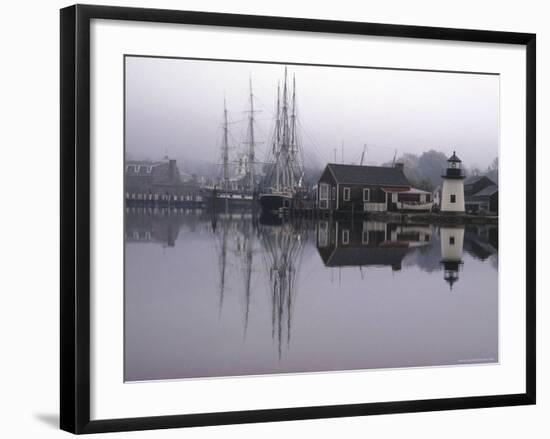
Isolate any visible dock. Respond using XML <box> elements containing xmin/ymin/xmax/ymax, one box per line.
<box><xmin>277</xmin><ymin>204</ymin><xmax>497</xmax><ymax>225</ymax></box>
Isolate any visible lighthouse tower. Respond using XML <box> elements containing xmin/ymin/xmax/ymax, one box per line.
<box><xmin>440</xmin><ymin>226</ymin><xmax>464</xmax><ymax>290</ymax></box>
<box><xmin>441</xmin><ymin>151</ymin><xmax>465</xmax><ymax>213</ymax></box>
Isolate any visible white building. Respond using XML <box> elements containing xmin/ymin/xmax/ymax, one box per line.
<box><xmin>441</xmin><ymin>151</ymin><xmax>465</xmax><ymax>213</ymax></box>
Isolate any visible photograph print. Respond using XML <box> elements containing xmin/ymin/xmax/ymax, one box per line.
<box><xmin>124</xmin><ymin>56</ymin><xmax>499</xmax><ymax>382</ymax></box>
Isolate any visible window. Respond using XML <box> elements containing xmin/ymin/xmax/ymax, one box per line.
<box><xmin>318</xmin><ymin>221</ymin><xmax>329</xmax><ymax>247</ymax></box>
<box><xmin>449</xmin><ymin>236</ymin><xmax>455</xmax><ymax>245</ymax></box>
<box><xmin>342</xmin><ymin>229</ymin><xmax>349</xmax><ymax>245</ymax></box>
<box><xmin>363</xmin><ymin>188</ymin><xmax>370</xmax><ymax>202</ymax></box>
<box><xmin>450</xmin><ymin>194</ymin><xmax>456</xmax><ymax>203</ymax></box>
<box><xmin>343</xmin><ymin>187</ymin><xmax>350</xmax><ymax>201</ymax></box>
<box><xmin>332</xmin><ymin>186</ymin><xmax>336</xmax><ymax>200</ymax></box>
<box><xmin>362</xmin><ymin>222</ymin><xmax>369</xmax><ymax>244</ymax></box>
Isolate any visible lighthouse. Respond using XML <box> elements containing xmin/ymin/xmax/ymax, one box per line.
<box><xmin>441</xmin><ymin>151</ymin><xmax>465</xmax><ymax>213</ymax></box>
<box><xmin>440</xmin><ymin>226</ymin><xmax>464</xmax><ymax>290</ymax></box>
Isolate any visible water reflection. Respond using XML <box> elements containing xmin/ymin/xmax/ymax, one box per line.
<box><xmin>259</xmin><ymin>220</ymin><xmax>309</xmax><ymax>357</ymax></box>
<box><xmin>125</xmin><ymin>208</ymin><xmax>498</xmax><ymax>381</ymax></box>
<box><xmin>440</xmin><ymin>226</ymin><xmax>464</xmax><ymax>289</ymax></box>
<box><xmin>317</xmin><ymin>220</ymin><xmax>432</xmax><ymax>272</ymax></box>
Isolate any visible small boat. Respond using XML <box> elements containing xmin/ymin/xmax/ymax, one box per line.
<box><xmin>397</xmin><ymin>201</ymin><xmax>434</xmax><ymax>211</ymax></box>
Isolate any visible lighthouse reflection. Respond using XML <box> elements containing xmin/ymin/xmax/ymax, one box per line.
<box><xmin>125</xmin><ymin>208</ymin><xmax>498</xmax><ymax>381</ymax></box>
<box><xmin>440</xmin><ymin>226</ymin><xmax>464</xmax><ymax>289</ymax></box>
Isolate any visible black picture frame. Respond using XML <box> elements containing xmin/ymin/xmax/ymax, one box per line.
<box><xmin>60</xmin><ymin>4</ymin><xmax>536</xmax><ymax>434</ymax></box>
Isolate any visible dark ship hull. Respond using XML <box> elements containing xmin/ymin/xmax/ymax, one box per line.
<box><xmin>258</xmin><ymin>193</ymin><xmax>293</xmax><ymax>213</ymax></box>
<box><xmin>202</xmin><ymin>188</ymin><xmax>255</xmax><ymax>209</ymax></box>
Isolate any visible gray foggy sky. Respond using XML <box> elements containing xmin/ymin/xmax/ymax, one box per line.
<box><xmin>125</xmin><ymin>56</ymin><xmax>499</xmax><ymax>170</ymax></box>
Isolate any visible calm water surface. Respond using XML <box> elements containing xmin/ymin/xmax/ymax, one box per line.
<box><xmin>124</xmin><ymin>208</ymin><xmax>498</xmax><ymax>381</ymax></box>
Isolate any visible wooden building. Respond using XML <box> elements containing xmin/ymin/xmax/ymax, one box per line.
<box><xmin>463</xmin><ymin>175</ymin><xmax>498</xmax><ymax>214</ymax></box>
<box><xmin>466</xmin><ymin>184</ymin><xmax>498</xmax><ymax>214</ymax></box>
<box><xmin>125</xmin><ymin>158</ymin><xmax>203</xmax><ymax>206</ymax></box>
<box><xmin>464</xmin><ymin>175</ymin><xmax>495</xmax><ymax>197</ymax></box>
<box><xmin>316</xmin><ymin>163</ymin><xmax>432</xmax><ymax>213</ymax></box>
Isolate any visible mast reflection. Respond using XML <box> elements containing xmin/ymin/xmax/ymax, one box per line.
<box><xmin>258</xmin><ymin>215</ymin><xmax>308</xmax><ymax>357</ymax></box>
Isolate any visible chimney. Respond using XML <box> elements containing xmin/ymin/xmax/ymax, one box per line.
<box><xmin>394</xmin><ymin>162</ymin><xmax>404</xmax><ymax>171</ymax></box>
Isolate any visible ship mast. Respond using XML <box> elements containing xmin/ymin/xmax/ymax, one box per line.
<box><xmin>268</xmin><ymin>67</ymin><xmax>304</xmax><ymax>195</ymax></box>
<box><xmin>281</xmin><ymin>67</ymin><xmax>291</xmax><ymax>191</ymax></box>
<box><xmin>247</xmin><ymin>77</ymin><xmax>256</xmax><ymax>191</ymax></box>
<box><xmin>222</xmin><ymin>98</ymin><xmax>230</xmax><ymax>192</ymax></box>
<box><xmin>290</xmin><ymin>73</ymin><xmax>297</xmax><ymax>161</ymax></box>
<box><xmin>274</xmin><ymin>83</ymin><xmax>281</xmax><ymax>191</ymax></box>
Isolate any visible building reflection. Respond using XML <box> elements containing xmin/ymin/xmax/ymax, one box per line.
<box><xmin>316</xmin><ymin>220</ymin><xmax>432</xmax><ymax>271</ymax></box>
<box><xmin>464</xmin><ymin>224</ymin><xmax>498</xmax><ymax>260</ymax></box>
<box><xmin>125</xmin><ymin>206</ymin><xmax>209</xmax><ymax>247</ymax></box>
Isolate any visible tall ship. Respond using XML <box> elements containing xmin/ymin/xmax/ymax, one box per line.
<box><xmin>259</xmin><ymin>67</ymin><xmax>307</xmax><ymax>213</ymax></box>
<box><xmin>202</xmin><ymin>78</ymin><xmax>260</xmax><ymax>209</ymax></box>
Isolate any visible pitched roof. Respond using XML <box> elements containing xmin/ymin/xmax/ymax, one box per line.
<box><xmin>326</xmin><ymin>163</ymin><xmax>410</xmax><ymax>186</ymax></box>
<box><xmin>472</xmin><ymin>184</ymin><xmax>498</xmax><ymax>197</ymax></box>
<box><xmin>447</xmin><ymin>151</ymin><xmax>461</xmax><ymax>162</ymax></box>
<box><xmin>325</xmin><ymin>246</ymin><xmax>409</xmax><ymax>268</ymax></box>
<box><xmin>464</xmin><ymin>175</ymin><xmax>484</xmax><ymax>185</ymax></box>
<box><xmin>464</xmin><ymin>175</ymin><xmax>495</xmax><ymax>185</ymax></box>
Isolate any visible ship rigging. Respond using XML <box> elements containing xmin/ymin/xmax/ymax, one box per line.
<box><xmin>259</xmin><ymin>67</ymin><xmax>307</xmax><ymax>213</ymax></box>
<box><xmin>204</xmin><ymin>78</ymin><xmax>260</xmax><ymax>209</ymax></box>
<box><xmin>203</xmin><ymin>67</ymin><xmax>308</xmax><ymax>212</ymax></box>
